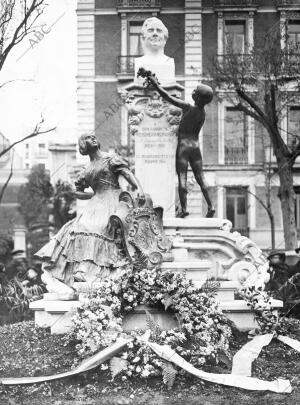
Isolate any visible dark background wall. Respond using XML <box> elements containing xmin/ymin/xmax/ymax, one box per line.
<box><xmin>203</xmin><ymin>100</ymin><xmax>219</xmax><ymax>164</ymax></box>
<box><xmin>254</xmin><ymin>12</ymin><xmax>279</xmax><ymax>47</ymax></box>
<box><xmin>95</xmin><ymin>15</ymin><xmax>121</xmax><ymax>75</ymax></box>
<box><xmin>202</xmin><ymin>13</ymin><xmax>218</xmax><ymax>76</ymax></box>
<box><xmin>160</xmin><ymin>14</ymin><xmax>185</xmax><ymax>76</ymax></box>
<box><xmin>163</xmin><ymin>0</ymin><xmax>184</xmax><ymax>7</ymax></box>
<box><xmin>95</xmin><ymin>0</ymin><xmax>117</xmax><ymax>8</ymax></box>
<box><xmin>95</xmin><ymin>82</ymin><xmax>122</xmax><ymax>150</ymax></box>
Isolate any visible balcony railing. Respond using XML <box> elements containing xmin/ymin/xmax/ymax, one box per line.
<box><xmin>117</xmin><ymin>55</ymin><xmax>141</xmax><ymax>75</ymax></box>
<box><xmin>217</xmin><ymin>53</ymin><xmax>252</xmax><ymax>65</ymax></box>
<box><xmin>117</xmin><ymin>0</ymin><xmax>161</xmax><ymax>8</ymax></box>
<box><xmin>225</xmin><ymin>146</ymin><xmax>248</xmax><ymax>164</ymax></box>
<box><xmin>213</xmin><ymin>0</ymin><xmax>258</xmax><ymax>8</ymax></box>
<box><xmin>275</xmin><ymin>0</ymin><xmax>300</xmax><ymax>7</ymax></box>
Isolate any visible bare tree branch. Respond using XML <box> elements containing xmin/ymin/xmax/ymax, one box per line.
<box><xmin>0</xmin><ymin>0</ymin><xmax>45</xmax><ymax>70</ymax></box>
<box><xmin>0</xmin><ymin>121</ymin><xmax>56</xmax><ymax>159</ymax></box>
<box><xmin>0</xmin><ymin>78</ymin><xmax>33</xmax><ymax>90</ymax></box>
<box><xmin>0</xmin><ymin>150</ymin><xmax>14</xmax><ymax>204</ymax></box>
<box><xmin>235</xmin><ymin>102</ymin><xmax>264</xmax><ymax>125</ymax></box>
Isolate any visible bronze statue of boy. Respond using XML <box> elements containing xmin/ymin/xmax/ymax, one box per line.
<box><xmin>138</xmin><ymin>68</ymin><xmax>215</xmax><ymax>218</ymax></box>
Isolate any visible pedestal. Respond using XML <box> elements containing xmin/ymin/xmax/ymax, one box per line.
<box><xmin>123</xmin><ymin>83</ymin><xmax>183</xmax><ymax>217</ymax></box>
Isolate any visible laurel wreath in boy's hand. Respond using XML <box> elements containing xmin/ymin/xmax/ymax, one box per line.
<box><xmin>137</xmin><ymin>67</ymin><xmax>160</xmax><ymax>88</ymax></box>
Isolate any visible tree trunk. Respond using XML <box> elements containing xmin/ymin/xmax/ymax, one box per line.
<box><xmin>277</xmin><ymin>159</ymin><xmax>297</xmax><ymax>250</ymax></box>
<box><xmin>268</xmin><ymin>212</ymin><xmax>275</xmax><ymax>250</ymax></box>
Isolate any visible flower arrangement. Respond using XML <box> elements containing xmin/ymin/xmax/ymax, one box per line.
<box><xmin>68</xmin><ymin>266</ymin><xmax>232</xmax><ymax>386</ymax></box>
<box><xmin>238</xmin><ymin>286</ymin><xmax>278</xmax><ymax>333</ymax></box>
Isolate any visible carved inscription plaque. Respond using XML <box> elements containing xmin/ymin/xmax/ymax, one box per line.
<box><xmin>135</xmin><ymin>117</ymin><xmax>177</xmax><ymax>217</ymax></box>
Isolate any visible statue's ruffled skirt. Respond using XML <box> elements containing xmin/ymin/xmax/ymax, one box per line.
<box><xmin>35</xmin><ymin>188</ymin><xmax>124</xmax><ymax>285</ymax></box>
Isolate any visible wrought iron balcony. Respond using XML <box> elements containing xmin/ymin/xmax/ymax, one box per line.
<box><xmin>117</xmin><ymin>0</ymin><xmax>161</xmax><ymax>9</ymax></box>
<box><xmin>225</xmin><ymin>146</ymin><xmax>248</xmax><ymax>164</ymax></box>
<box><xmin>117</xmin><ymin>55</ymin><xmax>141</xmax><ymax>76</ymax></box>
<box><xmin>217</xmin><ymin>53</ymin><xmax>252</xmax><ymax>63</ymax></box>
<box><xmin>213</xmin><ymin>0</ymin><xmax>258</xmax><ymax>8</ymax></box>
<box><xmin>275</xmin><ymin>0</ymin><xmax>300</xmax><ymax>7</ymax></box>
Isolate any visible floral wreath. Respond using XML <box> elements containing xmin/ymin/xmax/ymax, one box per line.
<box><xmin>238</xmin><ymin>285</ymin><xmax>297</xmax><ymax>336</ymax></box>
<box><xmin>68</xmin><ymin>265</ymin><xmax>232</xmax><ymax>386</ymax></box>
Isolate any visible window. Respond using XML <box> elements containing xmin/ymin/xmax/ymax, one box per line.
<box><xmin>226</xmin><ymin>187</ymin><xmax>248</xmax><ymax>235</ymax></box>
<box><xmin>129</xmin><ymin>22</ymin><xmax>143</xmax><ymax>56</ymax></box>
<box><xmin>288</xmin><ymin>21</ymin><xmax>300</xmax><ymax>48</ymax></box>
<box><xmin>224</xmin><ymin>107</ymin><xmax>247</xmax><ymax>164</ymax></box>
<box><xmin>287</xmin><ymin>106</ymin><xmax>300</xmax><ymax>149</ymax></box>
<box><xmin>224</xmin><ymin>20</ymin><xmax>246</xmax><ymax>54</ymax></box>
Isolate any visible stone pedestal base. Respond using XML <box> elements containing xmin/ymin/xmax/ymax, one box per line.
<box><xmin>30</xmin><ymin>297</ymin><xmax>283</xmax><ymax>334</ymax></box>
<box><xmin>29</xmin><ymin>299</ymin><xmax>81</xmax><ymax>334</ymax></box>
<box><xmin>122</xmin><ymin>305</ymin><xmax>178</xmax><ymax>332</ymax></box>
<box><xmin>30</xmin><ymin>217</ymin><xmax>283</xmax><ymax>334</ymax></box>
<box><xmin>163</xmin><ymin>217</ymin><xmax>270</xmax><ymax>288</ymax></box>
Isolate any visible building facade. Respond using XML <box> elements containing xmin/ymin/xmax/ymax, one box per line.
<box><xmin>77</xmin><ymin>0</ymin><xmax>300</xmax><ymax>249</ymax></box>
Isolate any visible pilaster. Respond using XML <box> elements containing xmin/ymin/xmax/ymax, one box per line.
<box><xmin>248</xmin><ymin>11</ymin><xmax>254</xmax><ymax>51</ymax></box>
<box><xmin>217</xmin><ymin>12</ymin><xmax>224</xmax><ymax>56</ymax></box>
<box><xmin>77</xmin><ymin>0</ymin><xmax>95</xmax><ymax>162</ymax></box>
<box><xmin>280</xmin><ymin>10</ymin><xmax>287</xmax><ymax>49</ymax></box>
<box><xmin>185</xmin><ymin>0</ymin><xmax>202</xmax><ymax>102</ymax></box>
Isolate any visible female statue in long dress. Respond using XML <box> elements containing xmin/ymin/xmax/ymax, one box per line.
<box><xmin>35</xmin><ymin>134</ymin><xmax>145</xmax><ymax>299</ymax></box>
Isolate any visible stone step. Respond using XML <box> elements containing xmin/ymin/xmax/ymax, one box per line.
<box><xmin>30</xmin><ymin>297</ymin><xmax>282</xmax><ymax>334</ymax></box>
<box><xmin>160</xmin><ymin>260</ymin><xmax>211</xmax><ymax>283</ymax></box>
<box><xmin>160</xmin><ymin>262</ymin><xmax>238</xmax><ymax>300</ymax></box>
<box><xmin>164</xmin><ymin>217</ymin><xmax>230</xmax><ymax>236</ymax></box>
<box><xmin>217</xmin><ymin>281</ymin><xmax>239</xmax><ymax>301</ymax></box>
<box><xmin>220</xmin><ymin>299</ymin><xmax>283</xmax><ymax>331</ymax></box>
<box><xmin>30</xmin><ymin>299</ymin><xmax>81</xmax><ymax>334</ymax></box>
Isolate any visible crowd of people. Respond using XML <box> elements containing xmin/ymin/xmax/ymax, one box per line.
<box><xmin>0</xmin><ymin>250</ymin><xmax>44</xmax><ymax>290</ymax></box>
<box><xmin>266</xmin><ymin>249</ymin><xmax>300</xmax><ymax>316</ymax></box>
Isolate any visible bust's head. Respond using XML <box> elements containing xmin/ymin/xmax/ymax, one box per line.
<box><xmin>141</xmin><ymin>17</ymin><xmax>168</xmax><ymax>55</ymax></box>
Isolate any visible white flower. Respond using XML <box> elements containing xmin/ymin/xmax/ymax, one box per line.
<box><xmin>141</xmin><ymin>369</ymin><xmax>150</xmax><ymax>378</ymax></box>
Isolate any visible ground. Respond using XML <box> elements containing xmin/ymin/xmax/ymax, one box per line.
<box><xmin>1</xmin><ymin>321</ymin><xmax>300</xmax><ymax>404</ymax></box>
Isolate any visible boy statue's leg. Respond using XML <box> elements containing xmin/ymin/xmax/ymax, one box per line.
<box><xmin>190</xmin><ymin>150</ymin><xmax>215</xmax><ymax>218</ymax></box>
<box><xmin>176</xmin><ymin>149</ymin><xmax>189</xmax><ymax>217</ymax></box>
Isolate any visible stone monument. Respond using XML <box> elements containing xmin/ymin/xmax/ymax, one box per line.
<box><xmin>30</xmin><ymin>19</ymin><xmax>282</xmax><ymax>335</ymax></box>
<box><xmin>122</xmin><ymin>17</ymin><xmax>183</xmax><ymax>217</ymax></box>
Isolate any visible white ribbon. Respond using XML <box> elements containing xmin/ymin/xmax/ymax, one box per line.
<box><xmin>4</xmin><ymin>331</ymin><xmax>300</xmax><ymax>394</ymax></box>
<box><xmin>277</xmin><ymin>335</ymin><xmax>300</xmax><ymax>352</ymax></box>
<box><xmin>147</xmin><ymin>341</ymin><xmax>292</xmax><ymax>394</ymax></box>
<box><xmin>232</xmin><ymin>333</ymin><xmax>274</xmax><ymax>376</ymax></box>
<box><xmin>1</xmin><ymin>336</ymin><xmax>293</xmax><ymax>393</ymax></box>
<box><xmin>1</xmin><ymin>338</ymin><xmax>131</xmax><ymax>385</ymax></box>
